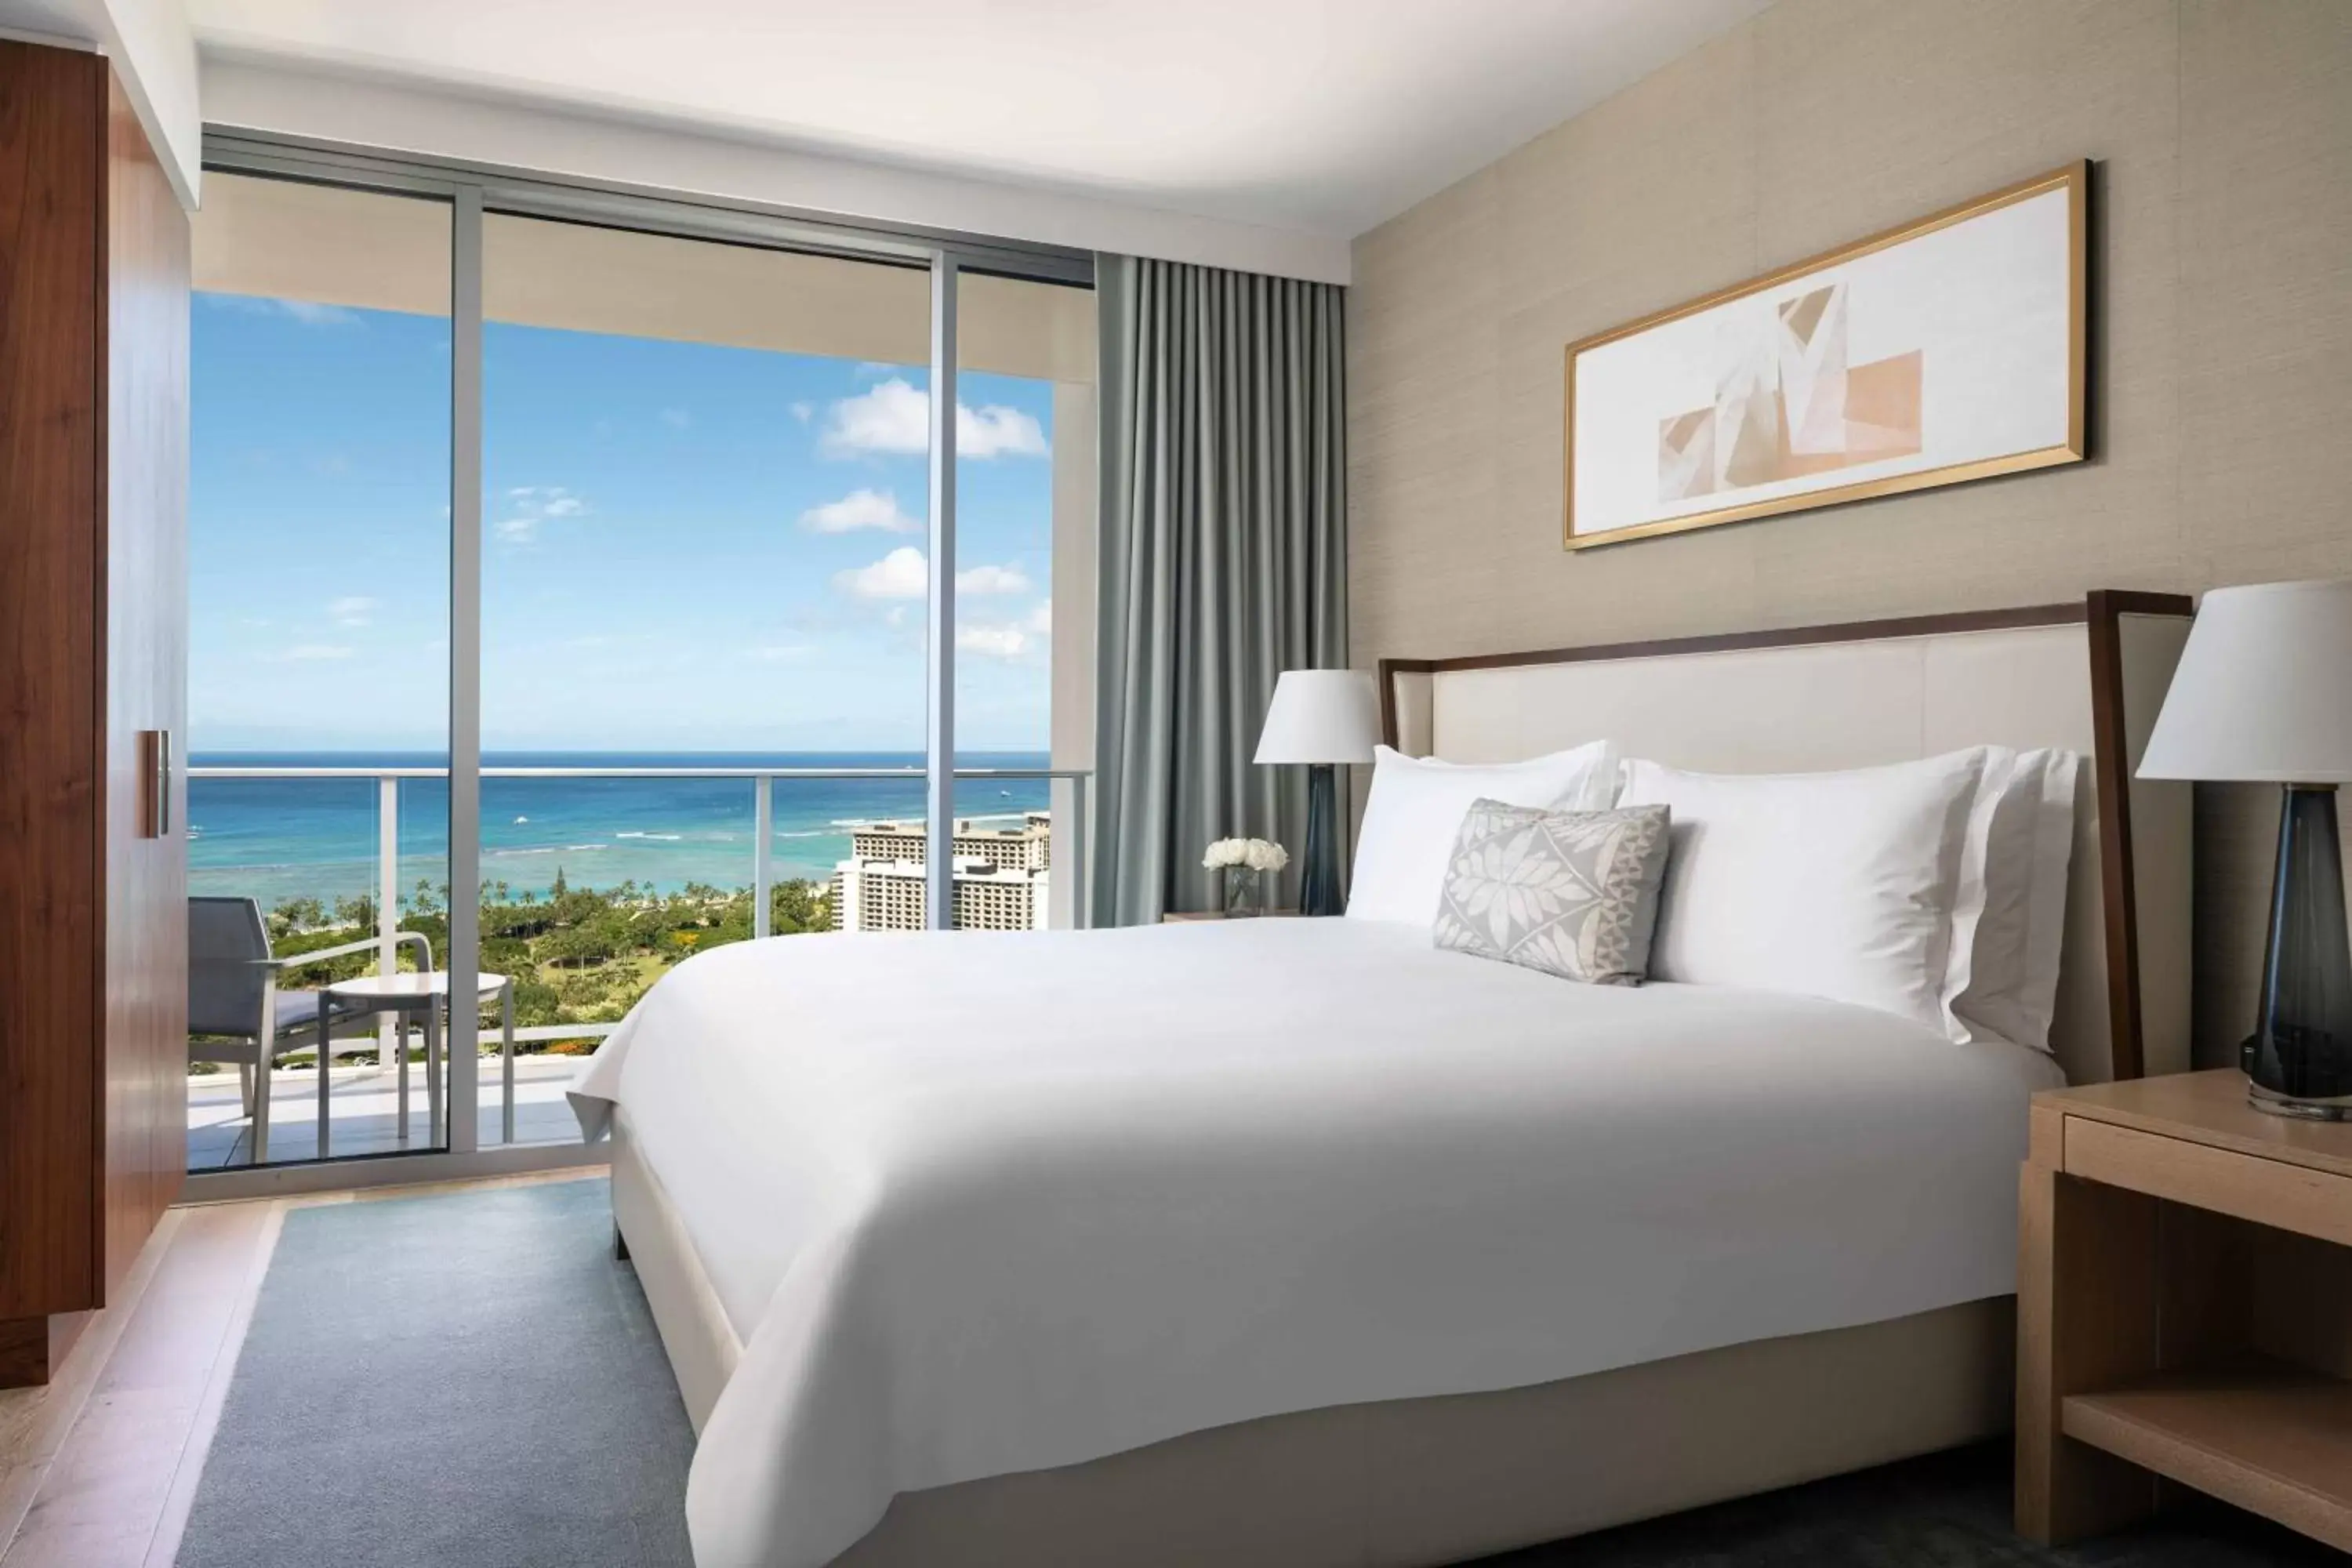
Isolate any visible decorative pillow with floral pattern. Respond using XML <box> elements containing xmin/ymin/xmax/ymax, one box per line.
<box><xmin>1432</xmin><ymin>800</ymin><xmax>1671</xmax><ymax>985</ymax></box>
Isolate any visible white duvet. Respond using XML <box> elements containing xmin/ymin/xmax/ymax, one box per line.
<box><xmin>569</xmin><ymin>917</ymin><xmax>2060</xmax><ymax>1568</ymax></box>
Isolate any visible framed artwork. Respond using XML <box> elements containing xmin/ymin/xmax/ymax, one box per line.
<box><xmin>1564</xmin><ymin>161</ymin><xmax>2086</xmax><ymax>550</ymax></box>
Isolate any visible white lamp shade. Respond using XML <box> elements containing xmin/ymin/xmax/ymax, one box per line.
<box><xmin>1254</xmin><ymin>670</ymin><xmax>1380</xmax><ymax>765</ymax></box>
<box><xmin>2139</xmin><ymin>579</ymin><xmax>2352</xmax><ymax>783</ymax></box>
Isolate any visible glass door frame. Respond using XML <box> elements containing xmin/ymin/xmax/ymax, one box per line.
<box><xmin>188</xmin><ymin>131</ymin><xmax>1094</xmax><ymax>1197</ymax></box>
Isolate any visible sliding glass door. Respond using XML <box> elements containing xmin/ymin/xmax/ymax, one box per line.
<box><xmin>188</xmin><ymin>173</ymin><xmax>456</xmax><ymax>1168</ymax></box>
<box><xmin>185</xmin><ymin>142</ymin><xmax>1096</xmax><ymax>1179</ymax></box>
<box><xmin>476</xmin><ymin>216</ymin><xmax>933</xmax><ymax>1140</ymax></box>
<box><xmin>945</xmin><ymin>271</ymin><xmax>1098</xmax><ymax>931</ymax></box>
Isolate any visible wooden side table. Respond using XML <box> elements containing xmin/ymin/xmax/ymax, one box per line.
<box><xmin>2017</xmin><ymin>1069</ymin><xmax>2352</xmax><ymax>1552</ymax></box>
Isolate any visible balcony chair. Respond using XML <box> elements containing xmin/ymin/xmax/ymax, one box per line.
<box><xmin>187</xmin><ymin>895</ymin><xmax>434</xmax><ymax>1165</ymax></box>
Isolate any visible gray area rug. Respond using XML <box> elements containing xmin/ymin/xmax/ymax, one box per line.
<box><xmin>176</xmin><ymin>1178</ymin><xmax>692</xmax><ymax>1568</ymax></box>
<box><xmin>177</xmin><ymin>1178</ymin><xmax>2335</xmax><ymax>1568</ymax></box>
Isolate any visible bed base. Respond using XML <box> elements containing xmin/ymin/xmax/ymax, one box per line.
<box><xmin>613</xmin><ymin>1112</ymin><xmax>2013</xmax><ymax>1567</ymax></box>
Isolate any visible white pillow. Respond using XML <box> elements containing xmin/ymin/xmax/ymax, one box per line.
<box><xmin>1940</xmin><ymin>748</ymin><xmax>2027</xmax><ymax>1044</ymax></box>
<box><xmin>1348</xmin><ymin>742</ymin><xmax>1620</xmax><ymax>926</ymax></box>
<box><xmin>1620</xmin><ymin>751</ymin><xmax>1987</xmax><ymax>1034</ymax></box>
<box><xmin>1946</xmin><ymin>749</ymin><xmax>2080</xmax><ymax>1052</ymax></box>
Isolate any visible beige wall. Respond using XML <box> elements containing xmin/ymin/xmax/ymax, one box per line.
<box><xmin>1347</xmin><ymin>0</ymin><xmax>2352</xmax><ymax>1066</ymax></box>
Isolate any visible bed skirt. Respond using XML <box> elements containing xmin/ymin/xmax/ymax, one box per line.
<box><xmin>612</xmin><ymin>1110</ymin><xmax>2014</xmax><ymax>1567</ymax></box>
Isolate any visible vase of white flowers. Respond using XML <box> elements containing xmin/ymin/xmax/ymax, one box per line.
<box><xmin>1203</xmin><ymin>837</ymin><xmax>1289</xmax><ymax>917</ymax></box>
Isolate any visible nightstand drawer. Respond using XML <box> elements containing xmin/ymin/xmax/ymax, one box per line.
<box><xmin>2065</xmin><ymin>1118</ymin><xmax>2352</xmax><ymax>1249</ymax></box>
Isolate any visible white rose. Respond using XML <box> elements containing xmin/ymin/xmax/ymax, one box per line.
<box><xmin>1247</xmin><ymin>840</ymin><xmax>1289</xmax><ymax>873</ymax></box>
<box><xmin>1202</xmin><ymin>838</ymin><xmax>1245</xmax><ymax>869</ymax></box>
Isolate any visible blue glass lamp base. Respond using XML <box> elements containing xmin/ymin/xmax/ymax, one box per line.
<box><xmin>2245</xmin><ymin>784</ymin><xmax>2352</xmax><ymax>1121</ymax></box>
<box><xmin>1300</xmin><ymin>764</ymin><xmax>1343</xmax><ymax>917</ymax></box>
<box><xmin>2247</xmin><ymin>1079</ymin><xmax>2352</xmax><ymax>1121</ymax></box>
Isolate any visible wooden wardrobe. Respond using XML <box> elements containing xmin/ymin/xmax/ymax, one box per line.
<box><xmin>0</xmin><ymin>40</ymin><xmax>191</xmax><ymax>1388</ymax></box>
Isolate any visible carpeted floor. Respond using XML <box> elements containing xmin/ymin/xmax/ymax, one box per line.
<box><xmin>176</xmin><ymin>1179</ymin><xmax>695</xmax><ymax>1568</ymax></box>
<box><xmin>176</xmin><ymin>1178</ymin><xmax>2340</xmax><ymax>1567</ymax></box>
<box><xmin>1476</xmin><ymin>1441</ymin><xmax>2340</xmax><ymax>1566</ymax></box>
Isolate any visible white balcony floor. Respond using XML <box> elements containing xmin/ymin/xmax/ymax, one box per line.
<box><xmin>187</xmin><ymin>1051</ymin><xmax>589</xmax><ymax>1169</ymax></box>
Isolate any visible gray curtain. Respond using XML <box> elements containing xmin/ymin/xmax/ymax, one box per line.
<box><xmin>1091</xmin><ymin>255</ymin><xmax>1348</xmax><ymax>925</ymax></box>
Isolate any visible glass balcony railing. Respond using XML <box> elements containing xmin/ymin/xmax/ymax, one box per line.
<box><xmin>185</xmin><ymin>761</ymin><xmax>1090</xmax><ymax>1168</ymax></box>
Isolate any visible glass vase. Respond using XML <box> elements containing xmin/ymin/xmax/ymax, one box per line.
<box><xmin>1223</xmin><ymin>868</ymin><xmax>1262</xmax><ymax>918</ymax></box>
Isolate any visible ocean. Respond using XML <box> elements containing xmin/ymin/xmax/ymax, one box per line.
<box><xmin>188</xmin><ymin>751</ymin><xmax>1054</xmax><ymax>911</ymax></box>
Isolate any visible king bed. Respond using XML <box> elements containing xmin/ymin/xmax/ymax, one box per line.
<box><xmin>570</xmin><ymin>591</ymin><xmax>2194</xmax><ymax>1568</ymax></box>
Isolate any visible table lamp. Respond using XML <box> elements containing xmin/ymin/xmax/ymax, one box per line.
<box><xmin>1254</xmin><ymin>670</ymin><xmax>1380</xmax><ymax>916</ymax></box>
<box><xmin>2140</xmin><ymin>579</ymin><xmax>2352</xmax><ymax>1118</ymax></box>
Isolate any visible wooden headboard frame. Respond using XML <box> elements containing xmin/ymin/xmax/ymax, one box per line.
<box><xmin>1376</xmin><ymin>590</ymin><xmax>2195</xmax><ymax>1084</ymax></box>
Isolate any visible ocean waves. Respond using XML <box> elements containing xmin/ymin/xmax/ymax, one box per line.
<box><xmin>187</xmin><ymin>758</ymin><xmax>1051</xmax><ymax>906</ymax></box>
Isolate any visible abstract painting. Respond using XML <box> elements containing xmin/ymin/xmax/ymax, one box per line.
<box><xmin>1566</xmin><ymin>162</ymin><xmax>2085</xmax><ymax>549</ymax></box>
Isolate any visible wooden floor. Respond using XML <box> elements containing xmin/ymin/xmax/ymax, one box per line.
<box><xmin>0</xmin><ymin>1169</ymin><xmax>603</xmax><ymax>1568</ymax></box>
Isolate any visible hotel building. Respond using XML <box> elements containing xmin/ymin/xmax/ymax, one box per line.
<box><xmin>833</xmin><ymin>813</ymin><xmax>1052</xmax><ymax>932</ymax></box>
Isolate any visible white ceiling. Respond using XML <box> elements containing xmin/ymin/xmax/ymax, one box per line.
<box><xmin>186</xmin><ymin>0</ymin><xmax>1768</xmax><ymax>239</ymax></box>
<box><xmin>1</xmin><ymin>0</ymin><xmax>88</xmax><ymax>41</ymax></box>
<box><xmin>0</xmin><ymin>0</ymin><xmax>203</xmax><ymax>205</ymax></box>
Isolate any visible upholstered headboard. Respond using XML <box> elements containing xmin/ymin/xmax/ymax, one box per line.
<box><xmin>1377</xmin><ymin>592</ymin><xmax>2195</xmax><ymax>1086</ymax></box>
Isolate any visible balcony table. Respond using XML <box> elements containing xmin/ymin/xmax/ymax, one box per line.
<box><xmin>314</xmin><ymin>971</ymin><xmax>516</xmax><ymax>1158</ymax></box>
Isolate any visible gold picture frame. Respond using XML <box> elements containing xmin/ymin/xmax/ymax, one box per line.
<box><xmin>1563</xmin><ymin>160</ymin><xmax>2088</xmax><ymax>550</ymax></box>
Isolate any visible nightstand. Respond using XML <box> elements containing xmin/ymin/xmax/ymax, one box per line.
<box><xmin>2017</xmin><ymin>1069</ymin><xmax>2352</xmax><ymax>1553</ymax></box>
<box><xmin>1160</xmin><ymin>909</ymin><xmax>1302</xmax><ymax>922</ymax></box>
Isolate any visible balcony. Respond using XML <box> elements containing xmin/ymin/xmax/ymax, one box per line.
<box><xmin>187</xmin><ymin>760</ymin><xmax>1089</xmax><ymax>1169</ymax></box>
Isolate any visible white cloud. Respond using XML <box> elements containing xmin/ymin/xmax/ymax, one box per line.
<box><xmin>800</xmin><ymin>488</ymin><xmax>919</xmax><ymax>534</ymax></box>
<box><xmin>328</xmin><ymin>595</ymin><xmax>376</xmax><ymax>627</ymax></box>
<box><xmin>829</xmin><ymin>547</ymin><xmax>1039</xmax><ymax>603</ymax></box>
<box><xmin>659</xmin><ymin>408</ymin><xmax>691</xmax><ymax>429</ymax></box>
<box><xmin>956</xmin><ymin>622</ymin><xmax>1030</xmax><ymax>659</ymax></box>
<box><xmin>284</xmin><ymin>644</ymin><xmax>354</xmax><ymax>661</ymax></box>
<box><xmin>818</xmin><ymin>378</ymin><xmax>1048</xmax><ymax>460</ymax></box>
<box><xmin>820</xmin><ymin>379</ymin><xmax>927</xmax><ymax>456</ymax></box>
<box><xmin>210</xmin><ymin>295</ymin><xmax>360</xmax><ymax>328</ymax></box>
<box><xmin>957</xmin><ymin>401</ymin><xmax>1050</xmax><ymax>459</ymax></box>
<box><xmin>834</xmin><ymin>546</ymin><xmax>928</xmax><ymax>601</ymax></box>
<box><xmin>279</xmin><ymin>299</ymin><xmax>360</xmax><ymax>328</ymax></box>
<box><xmin>746</xmin><ymin>642</ymin><xmax>812</xmax><ymax>662</ymax></box>
<box><xmin>495</xmin><ymin>486</ymin><xmax>586</xmax><ymax>546</ymax></box>
<box><xmin>954</xmin><ymin>596</ymin><xmax>1053</xmax><ymax>662</ymax></box>
<box><xmin>789</xmin><ymin>401</ymin><xmax>814</xmax><ymax>424</ymax></box>
<box><xmin>954</xmin><ymin>562</ymin><xmax>1030</xmax><ymax>595</ymax></box>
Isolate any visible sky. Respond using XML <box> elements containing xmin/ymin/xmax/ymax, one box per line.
<box><xmin>189</xmin><ymin>292</ymin><xmax>1060</xmax><ymax>754</ymax></box>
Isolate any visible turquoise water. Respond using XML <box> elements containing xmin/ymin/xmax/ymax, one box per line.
<box><xmin>188</xmin><ymin>751</ymin><xmax>1052</xmax><ymax>910</ymax></box>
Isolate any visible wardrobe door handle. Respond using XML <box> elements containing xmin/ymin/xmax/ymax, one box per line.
<box><xmin>139</xmin><ymin>728</ymin><xmax>172</xmax><ymax>838</ymax></box>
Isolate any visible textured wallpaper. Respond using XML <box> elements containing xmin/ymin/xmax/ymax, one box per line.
<box><xmin>1347</xmin><ymin>0</ymin><xmax>2352</xmax><ymax>1066</ymax></box>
